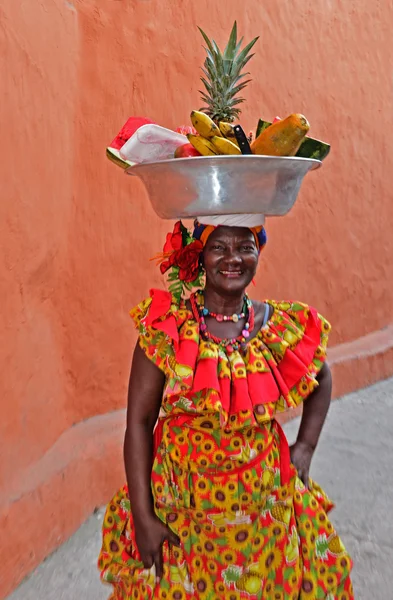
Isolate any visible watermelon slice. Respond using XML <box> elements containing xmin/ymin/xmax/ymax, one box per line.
<box><xmin>106</xmin><ymin>148</ymin><xmax>134</xmax><ymax>169</ymax></box>
<box><xmin>175</xmin><ymin>125</ymin><xmax>197</xmax><ymax>136</ymax></box>
<box><xmin>107</xmin><ymin>116</ymin><xmax>155</xmax><ymax>169</ymax></box>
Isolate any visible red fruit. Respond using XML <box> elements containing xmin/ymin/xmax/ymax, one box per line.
<box><xmin>110</xmin><ymin>117</ymin><xmax>155</xmax><ymax>150</ymax></box>
<box><xmin>176</xmin><ymin>125</ymin><xmax>197</xmax><ymax>136</ymax></box>
<box><xmin>174</xmin><ymin>143</ymin><xmax>202</xmax><ymax>158</ymax></box>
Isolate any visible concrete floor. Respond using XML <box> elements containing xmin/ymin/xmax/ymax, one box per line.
<box><xmin>7</xmin><ymin>377</ymin><xmax>393</xmax><ymax>600</ymax></box>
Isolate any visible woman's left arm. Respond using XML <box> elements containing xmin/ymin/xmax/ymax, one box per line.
<box><xmin>289</xmin><ymin>362</ymin><xmax>332</xmax><ymax>487</ymax></box>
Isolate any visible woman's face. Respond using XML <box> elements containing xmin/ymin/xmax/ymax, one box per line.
<box><xmin>203</xmin><ymin>226</ymin><xmax>259</xmax><ymax>295</ymax></box>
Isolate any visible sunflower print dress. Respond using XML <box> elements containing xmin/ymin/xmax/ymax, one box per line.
<box><xmin>98</xmin><ymin>289</ymin><xmax>354</xmax><ymax>600</ymax></box>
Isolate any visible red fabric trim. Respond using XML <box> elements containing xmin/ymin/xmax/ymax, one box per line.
<box><xmin>247</xmin><ymin>371</ymin><xmax>281</xmax><ymax>405</ymax></box>
<box><xmin>146</xmin><ymin>289</ymin><xmax>172</xmax><ymax>324</ymax></box>
<box><xmin>176</xmin><ymin>338</ymin><xmax>198</xmax><ymax>368</ymax></box>
<box><xmin>193</xmin><ymin>358</ymin><xmax>221</xmax><ymax>394</ymax></box>
<box><xmin>278</xmin><ymin>307</ymin><xmax>322</xmax><ymax>388</ymax></box>
<box><xmin>274</xmin><ymin>420</ymin><xmax>292</xmax><ymax>485</ymax></box>
<box><xmin>146</xmin><ymin>289</ymin><xmax>180</xmax><ymax>348</ymax></box>
<box><xmin>231</xmin><ymin>378</ymin><xmax>252</xmax><ymax>414</ymax></box>
<box><xmin>153</xmin><ymin>419</ymin><xmax>165</xmax><ymax>456</ymax></box>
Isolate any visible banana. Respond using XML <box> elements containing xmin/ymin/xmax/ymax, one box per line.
<box><xmin>190</xmin><ymin>110</ymin><xmax>222</xmax><ymax>139</ymax></box>
<box><xmin>187</xmin><ymin>134</ymin><xmax>219</xmax><ymax>156</ymax></box>
<box><xmin>218</xmin><ymin>122</ymin><xmax>240</xmax><ymax>147</ymax></box>
<box><xmin>211</xmin><ymin>135</ymin><xmax>242</xmax><ymax>155</ymax></box>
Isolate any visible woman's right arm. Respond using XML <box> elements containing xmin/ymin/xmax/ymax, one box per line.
<box><xmin>124</xmin><ymin>342</ymin><xmax>180</xmax><ymax>580</ymax></box>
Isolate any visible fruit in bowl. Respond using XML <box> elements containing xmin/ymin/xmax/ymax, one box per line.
<box><xmin>106</xmin><ymin>22</ymin><xmax>330</xmax><ymax>169</ymax></box>
<box><xmin>174</xmin><ymin>143</ymin><xmax>202</xmax><ymax>158</ymax></box>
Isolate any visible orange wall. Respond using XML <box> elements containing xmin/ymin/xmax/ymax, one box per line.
<box><xmin>1</xmin><ymin>0</ymin><xmax>393</xmax><ymax>595</ymax></box>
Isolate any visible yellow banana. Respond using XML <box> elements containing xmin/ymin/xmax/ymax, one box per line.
<box><xmin>187</xmin><ymin>134</ymin><xmax>219</xmax><ymax>156</ymax></box>
<box><xmin>190</xmin><ymin>110</ymin><xmax>222</xmax><ymax>139</ymax></box>
<box><xmin>211</xmin><ymin>135</ymin><xmax>241</xmax><ymax>155</ymax></box>
<box><xmin>218</xmin><ymin>122</ymin><xmax>240</xmax><ymax>147</ymax></box>
<box><xmin>208</xmin><ymin>512</ymin><xmax>228</xmax><ymax>526</ymax></box>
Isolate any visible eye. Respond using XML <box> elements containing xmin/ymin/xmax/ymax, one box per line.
<box><xmin>211</xmin><ymin>244</ymin><xmax>224</xmax><ymax>250</ymax></box>
<box><xmin>241</xmin><ymin>245</ymin><xmax>255</xmax><ymax>251</ymax></box>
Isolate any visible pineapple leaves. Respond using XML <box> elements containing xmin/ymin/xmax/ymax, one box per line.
<box><xmin>223</xmin><ymin>21</ymin><xmax>238</xmax><ymax>61</ymax></box>
<box><xmin>198</xmin><ymin>26</ymin><xmax>216</xmax><ymax>56</ymax></box>
<box><xmin>200</xmin><ymin>77</ymin><xmax>214</xmax><ymax>96</ymax></box>
<box><xmin>234</xmin><ymin>36</ymin><xmax>245</xmax><ymax>58</ymax></box>
<box><xmin>235</xmin><ymin>37</ymin><xmax>259</xmax><ymax>69</ymax></box>
<box><xmin>198</xmin><ymin>22</ymin><xmax>259</xmax><ymax>122</ymax></box>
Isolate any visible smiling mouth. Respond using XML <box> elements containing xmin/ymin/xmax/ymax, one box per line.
<box><xmin>219</xmin><ymin>270</ymin><xmax>243</xmax><ymax>277</ymax></box>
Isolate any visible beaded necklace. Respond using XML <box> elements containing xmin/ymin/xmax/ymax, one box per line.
<box><xmin>190</xmin><ymin>290</ymin><xmax>255</xmax><ymax>354</ymax></box>
<box><xmin>201</xmin><ymin>304</ymin><xmax>246</xmax><ymax>323</ymax></box>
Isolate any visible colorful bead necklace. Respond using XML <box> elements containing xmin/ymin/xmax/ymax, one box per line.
<box><xmin>190</xmin><ymin>290</ymin><xmax>255</xmax><ymax>354</ymax></box>
<box><xmin>200</xmin><ymin>304</ymin><xmax>246</xmax><ymax>323</ymax></box>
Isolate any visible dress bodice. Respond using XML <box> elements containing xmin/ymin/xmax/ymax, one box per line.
<box><xmin>130</xmin><ymin>289</ymin><xmax>330</xmax><ymax>430</ymax></box>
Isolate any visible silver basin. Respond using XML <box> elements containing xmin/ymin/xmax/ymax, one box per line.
<box><xmin>125</xmin><ymin>155</ymin><xmax>321</xmax><ymax>219</ymax></box>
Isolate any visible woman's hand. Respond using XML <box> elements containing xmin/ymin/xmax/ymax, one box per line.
<box><xmin>291</xmin><ymin>363</ymin><xmax>333</xmax><ymax>487</ymax></box>
<box><xmin>134</xmin><ymin>514</ymin><xmax>181</xmax><ymax>581</ymax></box>
<box><xmin>290</xmin><ymin>440</ymin><xmax>314</xmax><ymax>488</ymax></box>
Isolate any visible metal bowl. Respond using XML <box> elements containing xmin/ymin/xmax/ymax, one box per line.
<box><xmin>125</xmin><ymin>155</ymin><xmax>321</xmax><ymax>220</ymax></box>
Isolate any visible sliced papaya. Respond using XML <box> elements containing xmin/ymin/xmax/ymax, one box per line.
<box><xmin>255</xmin><ymin>118</ymin><xmax>330</xmax><ymax>161</ymax></box>
<box><xmin>251</xmin><ymin>114</ymin><xmax>309</xmax><ymax>157</ymax></box>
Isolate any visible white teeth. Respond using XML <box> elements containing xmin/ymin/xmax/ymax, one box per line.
<box><xmin>220</xmin><ymin>271</ymin><xmax>242</xmax><ymax>274</ymax></box>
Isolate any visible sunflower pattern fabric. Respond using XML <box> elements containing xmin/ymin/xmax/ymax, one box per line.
<box><xmin>98</xmin><ymin>289</ymin><xmax>353</xmax><ymax>600</ymax></box>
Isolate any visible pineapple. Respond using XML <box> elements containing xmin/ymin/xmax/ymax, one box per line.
<box><xmin>222</xmin><ymin>565</ymin><xmax>243</xmax><ymax>587</ymax></box>
<box><xmin>271</xmin><ymin>502</ymin><xmax>290</xmax><ymax>525</ymax></box>
<box><xmin>327</xmin><ymin>534</ymin><xmax>345</xmax><ymax>555</ymax></box>
<box><xmin>198</xmin><ymin>21</ymin><xmax>259</xmax><ymax>123</ymax></box>
<box><xmin>261</xmin><ymin>469</ymin><xmax>275</xmax><ymax>490</ymax></box>
<box><xmin>236</xmin><ymin>571</ymin><xmax>262</xmax><ymax>594</ymax></box>
<box><xmin>168</xmin><ymin>354</ymin><xmax>192</xmax><ymax>378</ymax></box>
<box><xmin>315</xmin><ymin>532</ymin><xmax>345</xmax><ymax>559</ymax></box>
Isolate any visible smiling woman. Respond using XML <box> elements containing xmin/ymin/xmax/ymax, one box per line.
<box><xmin>98</xmin><ymin>216</ymin><xmax>354</xmax><ymax>599</ymax></box>
<box><xmin>191</xmin><ymin>221</ymin><xmax>269</xmax><ymax>351</ymax></box>
<box><xmin>203</xmin><ymin>227</ymin><xmax>259</xmax><ymax>291</ymax></box>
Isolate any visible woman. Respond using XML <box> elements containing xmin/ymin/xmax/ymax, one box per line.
<box><xmin>98</xmin><ymin>219</ymin><xmax>353</xmax><ymax>600</ymax></box>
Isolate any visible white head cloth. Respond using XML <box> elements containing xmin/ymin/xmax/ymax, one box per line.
<box><xmin>197</xmin><ymin>213</ymin><xmax>265</xmax><ymax>227</ymax></box>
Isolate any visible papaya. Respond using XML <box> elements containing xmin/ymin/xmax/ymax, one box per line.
<box><xmin>251</xmin><ymin>113</ymin><xmax>310</xmax><ymax>157</ymax></box>
<box><xmin>256</xmin><ymin>118</ymin><xmax>330</xmax><ymax>161</ymax></box>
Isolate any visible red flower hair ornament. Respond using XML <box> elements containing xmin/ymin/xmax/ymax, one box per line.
<box><xmin>152</xmin><ymin>221</ymin><xmax>204</xmax><ymax>302</ymax></box>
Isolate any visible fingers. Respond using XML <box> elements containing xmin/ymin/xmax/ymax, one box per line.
<box><xmin>141</xmin><ymin>554</ymin><xmax>153</xmax><ymax>569</ymax></box>
<box><xmin>289</xmin><ymin>444</ymin><xmax>295</xmax><ymax>462</ymax></box>
<box><xmin>298</xmin><ymin>469</ymin><xmax>309</xmax><ymax>489</ymax></box>
<box><xmin>154</xmin><ymin>548</ymin><xmax>163</xmax><ymax>584</ymax></box>
<box><xmin>140</xmin><ymin>525</ymin><xmax>181</xmax><ymax>585</ymax></box>
<box><xmin>153</xmin><ymin>529</ymin><xmax>181</xmax><ymax>584</ymax></box>
<box><xmin>167</xmin><ymin>529</ymin><xmax>181</xmax><ymax>547</ymax></box>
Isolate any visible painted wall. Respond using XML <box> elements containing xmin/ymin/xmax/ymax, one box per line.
<box><xmin>1</xmin><ymin>0</ymin><xmax>392</xmax><ymax>595</ymax></box>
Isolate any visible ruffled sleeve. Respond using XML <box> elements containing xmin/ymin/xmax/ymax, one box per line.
<box><xmin>257</xmin><ymin>300</ymin><xmax>331</xmax><ymax>413</ymax></box>
<box><xmin>129</xmin><ymin>289</ymin><xmax>193</xmax><ymax>378</ymax></box>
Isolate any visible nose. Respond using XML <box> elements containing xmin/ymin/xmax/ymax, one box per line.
<box><xmin>224</xmin><ymin>249</ymin><xmax>242</xmax><ymax>266</ymax></box>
